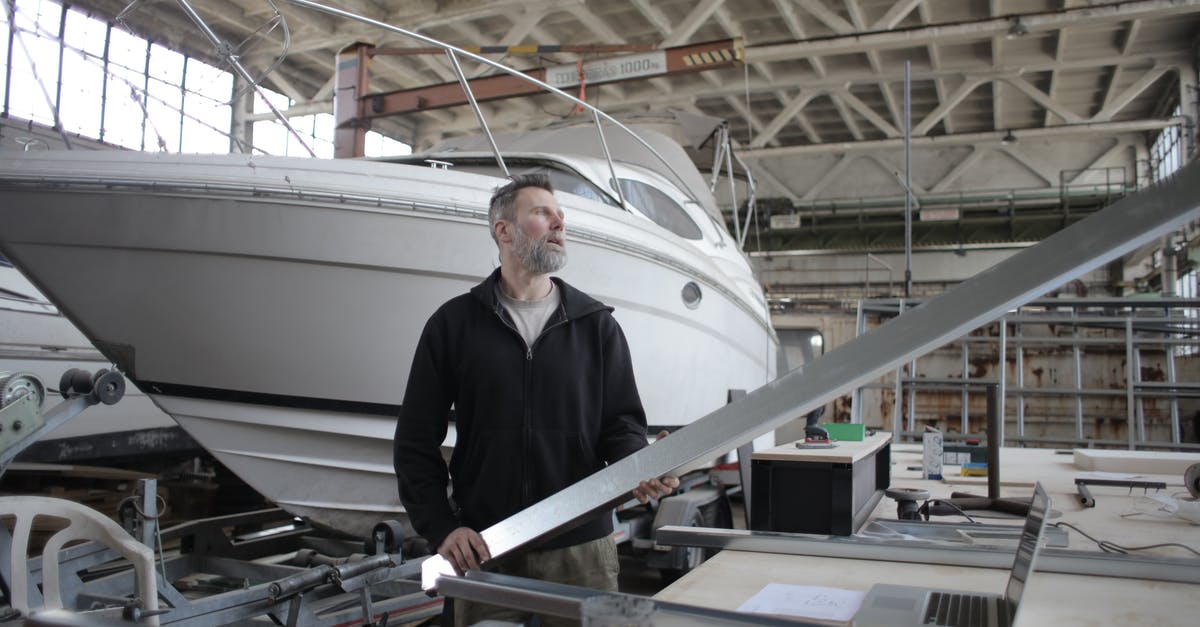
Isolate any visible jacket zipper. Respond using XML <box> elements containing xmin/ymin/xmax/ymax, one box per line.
<box><xmin>493</xmin><ymin>302</ymin><xmax>569</xmax><ymax>507</ymax></box>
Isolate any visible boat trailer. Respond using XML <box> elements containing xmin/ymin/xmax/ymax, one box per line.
<box><xmin>1</xmin><ymin>369</ymin><xmax>439</xmax><ymax>626</ymax></box>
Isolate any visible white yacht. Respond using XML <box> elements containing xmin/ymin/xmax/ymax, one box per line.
<box><xmin>0</xmin><ymin>117</ymin><xmax>777</xmax><ymax>537</ymax></box>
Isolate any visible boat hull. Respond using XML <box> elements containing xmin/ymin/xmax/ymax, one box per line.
<box><xmin>0</xmin><ymin>152</ymin><xmax>776</xmax><ymax>536</ymax></box>
<box><xmin>1</xmin><ymin>268</ymin><xmax>175</xmax><ymax>444</ymax></box>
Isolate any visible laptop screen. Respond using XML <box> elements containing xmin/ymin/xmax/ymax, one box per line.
<box><xmin>1003</xmin><ymin>483</ymin><xmax>1050</xmax><ymax>614</ymax></box>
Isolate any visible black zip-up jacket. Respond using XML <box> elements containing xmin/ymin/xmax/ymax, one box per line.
<box><xmin>394</xmin><ymin>268</ymin><xmax>649</xmax><ymax>551</ymax></box>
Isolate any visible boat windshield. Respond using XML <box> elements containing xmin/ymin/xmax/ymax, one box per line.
<box><xmin>414</xmin><ymin>158</ymin><xmax>621</xmax><ymax>209</ymax></box>
<box><xmin>614</xmin><ymin>178</ymin><xmax>703</xmax><ymax>240</ymax></box>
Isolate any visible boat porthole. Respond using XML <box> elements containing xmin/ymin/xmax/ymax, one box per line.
<box><xmin>681</xmin><ymin>281</ymin><xmax>702</xmax><ymax>309</ymax></box>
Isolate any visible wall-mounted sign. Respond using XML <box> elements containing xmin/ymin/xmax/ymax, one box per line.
<box><xmin>546</xmin><ymin>51</ymin><xmax>668</xmax><ymax>89</ymax></box>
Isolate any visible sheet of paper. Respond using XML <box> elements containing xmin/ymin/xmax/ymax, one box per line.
<box><xmin>736</xmin><ymin>582</ymin><xmax>866</xmax><ymax>622</ymax></box>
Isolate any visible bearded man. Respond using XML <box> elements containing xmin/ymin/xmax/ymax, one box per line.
<box><xmin>394</xmin><ymin>173</ymin><xmax>677</xmax><ymax>626</ymax></box>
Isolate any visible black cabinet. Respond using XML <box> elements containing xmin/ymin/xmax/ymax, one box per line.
<box><xmin>750</xmin><ymin>432</ymin><xmax>891</xmax><ymax>536</ymax></box>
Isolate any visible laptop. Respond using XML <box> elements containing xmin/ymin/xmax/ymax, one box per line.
<box><xmin>852</xmin><ymin>483</ymin><xmax>1051</xmax><ymax>627</ymax></box>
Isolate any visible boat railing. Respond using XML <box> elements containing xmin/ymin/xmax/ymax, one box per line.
<box><xmin>279</xmin><ymin>0</ymin><xmax>713</xmax><ymax>215</ymax></box>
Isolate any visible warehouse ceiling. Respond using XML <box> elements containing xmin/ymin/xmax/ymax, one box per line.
<box><xmin>53</xmin><ymin>0</ymin><xmax>1200</xmax><ymax>249</ymax></box>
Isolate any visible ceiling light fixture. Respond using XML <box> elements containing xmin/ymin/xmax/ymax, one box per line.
<box><xmin>1007</xmin><ymin>16</ymin><xmax>1029</xmax><ymax>38</ymax></box>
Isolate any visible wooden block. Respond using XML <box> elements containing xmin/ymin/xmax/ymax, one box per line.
<box><xmin>1073</xmin><ymin>449</ymin><xmax>1200</xmax><ymax>476</ymax></box>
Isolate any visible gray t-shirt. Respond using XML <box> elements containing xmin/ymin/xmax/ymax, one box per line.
<box><xmin>497</xmin><ymin>282</ymin><xmax>561</xmax><ymax>348</ymax></box>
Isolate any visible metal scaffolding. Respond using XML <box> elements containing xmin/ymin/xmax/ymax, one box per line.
<box><xmin>851</xmin><ymin>297</ymin><xmax>1200</xmax><ymax>450</ymax></box>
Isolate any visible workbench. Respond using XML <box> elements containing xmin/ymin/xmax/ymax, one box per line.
<box><xmin>656</xmin><ymin>443</ymin><xmax>1200</xmax><ymax>626</ymax></box>
<box><xmin>751</xmin><ymin>432</ymin><xmax>891</xmax><ymax>536</ymax></box>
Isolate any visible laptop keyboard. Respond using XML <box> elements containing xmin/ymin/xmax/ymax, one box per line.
<box><xmin>923</xmin><ymin>592</ymin><xmax>1008</xmax><ymax>627</ymax></box>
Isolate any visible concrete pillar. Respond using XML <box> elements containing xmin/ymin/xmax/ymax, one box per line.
<box><xmin>1179</xmin><ymin>58</ymin><xmax>1198</xmax><ymax>163</ymax></box>
<box><xmin>334</xmin><ymin>42</ymin><xmax>372</xmax><ymax>159</ymax></box>
<box><xmin>230</xmin><ymin>74</ymin><xmax>254</xmax><ymax>154</ymax></box>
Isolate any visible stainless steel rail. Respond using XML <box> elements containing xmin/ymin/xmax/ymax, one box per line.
<box><xmin>282</xmin><ymin>0</ymin><xmax>701</xmax><ymax>207</ymax></box>
<box><xmin>655</xmin><ymin>526</ymin><xmax>1200</xmax><ymax>584</ymax></box>
<box><xmin>437</xmin><ymin>571</ymin><xmax>814</xmax><ymax>626</ymax></box>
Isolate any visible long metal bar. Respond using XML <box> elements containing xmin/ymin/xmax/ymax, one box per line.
<box><xmin>869</xmin><ymin>317</ymin><xmax>1200</xmax><ymax>331</ymax></box>
<box><xmin>1126</xmin><ymin>318</ymin><xmax>1137</xmax><ymax>449</ymax></box>
<box><xmin>1133</xmin><ymin>333</ymin><xmax>1146</xmax><ymax>441</ymax></box>
<box><xmin>1072</xmin><ymin>313</ymin><xmax>1084</xmax><ymax>439</ymax></box>
<box><xmin>907</xmin><ymin>350</ymin><xmax>918</xmax><ymax>433</ymax></box>
<box><xmin>1015</xmin><ymin>321</ymin><xmax>1026</xmax><ymax>435</ymax></box>
<box><xmin>852</xmin><ymin>299</ymin><xmax>866</xmax><ymax>424</ymax></box>
<box><xmin>986</xmin><ymin>385</ymin><xmax>1000</xmax><ymax>498</ymax></box>
<box><xmin>903</xmin><ymin>59</ymin><xmax>913</xmax><ymax>298</ymax></box>
<box><xmin>858</xmin><ymin>297</ymin><xmax>1200</xmax><ymax>311</ymax></box>
<box><xmin>1166</xmin><ymin>329</ymin><xmax>1181</xmax><ymax>443</ymax></box>
<box><xmin>421</xmin><ymin>163</ymin><xmax>1200</xmax><ymax>587</ymax></box>
<box><xmin>438</xmin><ymin>571</ymin><xmax>809</xmax><ymax>626</ymax></box>
<box><xmin>654</xmin><ymin>527</ymin><xmax>1200</xmax><ymax>584</ymax></box>
<box><xmin>873</xmin><ymin>331</ymin><xmax>1190</xmax><ymax>345</ymax></box>
<box><xmin>960</xmin><ymin>338</ymin><xmax>970</xmax><ymax>432</ymax></box>
<box><xmin>888</xmin><ymin>432</ymin><xmax>1200</xmax><ymax>451</ymax></box>
<box><xmin>730</xmin><ymin>137</ymin><xmax>750</xmax><ymax>249</ymax></box>
<box><xmin>997</xmin><ymin>318</ymin><xmax>1007</xmax><ymax>443</ymax></box>
<box><xmin>871</xmin><ymin>380</ymin><xmax>1200</xmax><ymax>398</ymax></box>
<box><xmin>892</xmin><ymin>300</ymin><xmax>906</xmax><ymax>441</ymax></box>
<box><xmin>444</xmin><ymin>49</ymin><xmax>508</xmax><ymax>177</ymax></box>
<box><xmin>998</xmin><ymin>335</ymin><xmax>1198</xmax><ymax>346</ymax></box>
<box><xmin>592</xmin><ymin>109</ymin><xmax>624</xmax><ymax>207</ymax></box>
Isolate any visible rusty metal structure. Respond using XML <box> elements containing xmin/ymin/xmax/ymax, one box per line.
<box><xmin>851</xmin><ymin>297</ymin><xmax>1200</xmax><ymax>449</ymax></box>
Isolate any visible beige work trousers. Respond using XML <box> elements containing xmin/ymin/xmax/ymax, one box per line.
<box><xmin>454</xmin><ymin>535</ymin><xmax>620</xmax><ymax>627</ymax></box>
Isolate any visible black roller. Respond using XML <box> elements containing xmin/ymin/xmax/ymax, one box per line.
<box><xmin>367</xmin><ymin>520</ymin><xmax>407</xmax><ymax>555</ymax></box>
<box><xmin>59</xmin><ymin>368</ymin><xmax>95</xmax><ymax>397</ymax></box>
<box><xmin>91</xmin><ymin>370</ymin><xmax>126</xmax><ymax>405</ymax></box>
<box><xmin>59</xmin><ymin>368</ymin><xmax>79</xmax><ymax>399</ymax></box>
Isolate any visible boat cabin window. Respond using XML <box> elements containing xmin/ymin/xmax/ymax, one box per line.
<box><xmin>614</xmin><ymin>178</ymin><xmax>703</xmax><ymax>240</ymax></box>
<box><xmin>542</xmin><ymin>169</ymin><xmax>619</xmax><ymax>207</ymax></box>
<box><xmin>440</xmin><ymin>162</ymin><xmax>620</xmax><ymax>208</ymax></box>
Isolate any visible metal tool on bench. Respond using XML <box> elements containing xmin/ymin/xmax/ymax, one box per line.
<box><xmin>796</xmin><ymin>406</ymin><xmax>835</xmax><ymax>449</ymax></box>
<box><xmin>422</xmin><ymin>158</ymin><xmax>1200</xmax><ymax>591</ymax></box>
<box><xmin>1184</xmin><ymin>464</ymin><xmax>1200</xmax><ymax>499</ymax></box>
<box><xmin>1075</xmin><ymin>477</ymin><xmax>1168</xmax><ymax>508</ymax></box>
<box><xmin>885</xmin><ymin>487</ymin><xmax>931</xmax><ymax>520</ymax></box>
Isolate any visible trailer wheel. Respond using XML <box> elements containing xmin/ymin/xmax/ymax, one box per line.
<box><xmin>659</xmin><ymin>494</ymin><xmax>733</xmax><ymax>583</ymax></box>
<box><xmin>659</xmin><ymin>508</ymin><xmax>706</xmax><ymax>584</ymax></box>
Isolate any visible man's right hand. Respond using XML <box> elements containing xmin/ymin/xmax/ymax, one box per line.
<box><xmin>438</xmin><ymin>527</ymin><xmax>491</xmax><ymax>575</ymax></box>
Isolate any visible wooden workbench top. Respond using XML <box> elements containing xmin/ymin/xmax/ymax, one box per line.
<box><xmin>656</xmin><ymin>444</ymin><xmax>1200</xmax><ymax>626</ymax></box>
<box><xmin>751</xmin><ymin>431</ymin><xmax>891</xmax><ymax>464</ymax></box>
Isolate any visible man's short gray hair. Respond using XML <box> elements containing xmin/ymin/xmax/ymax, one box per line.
<box><xmin>488</xmin><ymin>173</ymin><xmax>554</xmax><ymax>243</ymax></box>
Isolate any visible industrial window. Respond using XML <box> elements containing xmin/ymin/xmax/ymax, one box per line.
<box><xmin>1149</xmin><ymin>106</ymin><xmax>1182</xmax><ymax>183</ymax></box>
<box><xmin>614</xmin><ymin>178</ymin><xmax>703</xmax><ymax>240</ymax></box>
<box><xmin>1</xmin><ymin>0</ymin><xmax>408</xmax><ymax>157</ymax></box>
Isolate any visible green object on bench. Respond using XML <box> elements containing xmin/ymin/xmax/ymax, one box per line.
<box><xmin>822</xmin><ymin>422</ymin><xmax>865</xmax><ymax>442</ymax></box>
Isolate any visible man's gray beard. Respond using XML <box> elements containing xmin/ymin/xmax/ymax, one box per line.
<box><xmin>512</xmin><ymin>226</ymin><xmax>567</xmax><ymax>274</ymax></box>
